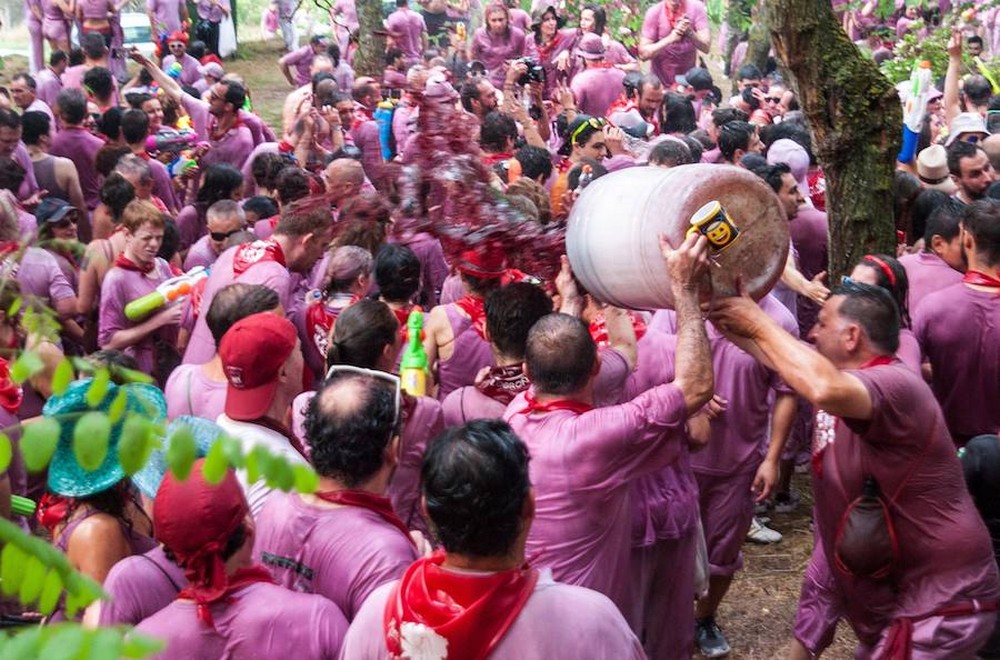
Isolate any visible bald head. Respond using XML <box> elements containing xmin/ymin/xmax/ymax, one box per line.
<box><xmin>324</xmin><ymin>158</ymin><xmax>365</xmax><ymax>204</ymax></box>
<box><xmin>983</xmin><ymin>134</ymin><xmax>1000</xmax><ymax>174</ymax></box>
<box><xmin>305</xmin><ymin>373</ymin><xmax>399</xmax><ymax>486</ymax></box>
<box><xmin>525</xmin><ymin>313</ymin><xmax>597</xmax><ymax>395</ymax></box>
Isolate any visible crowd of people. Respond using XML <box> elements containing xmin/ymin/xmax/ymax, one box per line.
<box><xmin>2</xmin><ymin>0</ymin><xmax>1000</xmax><ymax>658</ymax></box>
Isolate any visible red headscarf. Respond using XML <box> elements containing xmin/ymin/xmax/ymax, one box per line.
<box><xmin>154</xmin><ymin>460</ymin><xmax>272</xmax><ymax>627</ymax></box>
<box><xmin>0</xmin><ymin>357</ymin><xmax>23</xmax><ymax>414</ymax></box>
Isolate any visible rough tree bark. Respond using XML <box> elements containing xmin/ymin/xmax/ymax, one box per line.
<box><xmin>351</xmin><ymin>0</ymin><xmax>388</xmax><ymax>78</ymax></box>
<box><xmin>765</xmin><ymin>0</ymin><xmax>899</xmax><ymax>279</ymax></box>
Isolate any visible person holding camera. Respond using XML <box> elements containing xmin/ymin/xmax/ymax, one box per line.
<box><xmin>470</xmin><ymin>2</ymin><xmax>538</xmax><ymax>89</ymax></box>
<box><xmin>638</xmin><ymin>0</ymin><xmax>710</xmax><ymax>86</ymax></box>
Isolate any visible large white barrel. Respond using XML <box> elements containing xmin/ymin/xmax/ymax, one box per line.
<box><xmin>566</xmin><ymin>164</ymin><xmax>790</xmax><ymax>310</ymax></box>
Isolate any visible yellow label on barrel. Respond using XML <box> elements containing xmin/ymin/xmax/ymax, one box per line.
<box><xmin>687</xmin><ymin>200</ymin><xmax>741</xmax><ymax>253</ymax></box>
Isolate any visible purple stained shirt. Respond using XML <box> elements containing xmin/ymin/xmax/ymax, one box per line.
<box><xmin>136</xmin><ymin>581</ymin><xmax>348</xmax><ymax>660</ymax></box>
<box><xmin>25</xmin><ymin>98</ymin><xmax>55</xmax><ymax>123</ymax></box>
<box><xmin>789</xmin><ymin>205</ymin><xmax>828</xmax><ymax>336</ymax></box>
<box><xmin>898</xmin><ymin>250</ymin><xmax>963</xmax><ymax>315</ymax></box>
<box><xmin>180</xmin><ymin>93</ymin><xmax>255</xmax><ymax>169</ymax></box>
<box><xmin>182</xmin><ymin>244</ymin><xmax>296</xmax><ymax>364</ymax></box>
<box><xmin>163</xmin><ymin>362</ymin><xmax>227</xmax><ymax>420</ymax></box>
<box><xmin>571</xmin><ymin>67</ymin><xmax>627</xmax><ymax>119</ymax></box>
<box><xmin>810</xmin><ymin>363</ymin><xmax>1000</xmax><ymax>647</ymax></box>
<box><xmin>509</xmin><ymin>7</ymin><xmax>532</xmax><ymax>32</ymax></box>
<box><xmin>502</xmin><ymin>382</ymin><xmax>687</xmax><ymax>615</ymax></box>
<box><xmin>392</xmin><ymin>231</ymin><xmax>447</xmax><ymax>309</ymax></box>
<box><xmin>280</xmin><ymin>45</ymin><xmax>316</xmax><ymax>87</ymax></box>
<box><xmin>640</xmin><ymin>0</ymin><xmax>709</xmax><ymax>85</ymax></box>
<box><xmin>13</xmin><ymin>142</ymin><xmax>40</xmax><ymax>202</ymax></box>
<box><xmin>435</xmin><ymin>304</ymin><xmax>495</xmax><ymax>401</ymax></box>
<box><xmin>183</xmin><ymin>234</ymin><xmax>219</xmax><ymax>271</ymax></box>
<box><xmin>470</xmin><ymin>26</ymin><xmax>539</xmax><ymax>88</ymax></box>
<box><xmin>49</xmin><ymin>126</ymin><xmax>104</xmax><ymax>210</ymax></box>
<box><xmin>240</xmin><ymin>110</ymin><xmax>275</xmax><ymax>146</ymax></box>
<box><xmin>442</xmin><ymin>385</ymin><xmax>507</xmax><ymax>426</ymax></box>
<box><xmin>98</xmin><ymin>259</ymin><xmax>179</xmax><ymax>375</ymax></box>
<box><xmin>195</xmin><ymin>0</ymin><xmax>228</xmax><ymax>22</ymax></box>
<box><xmin>174</xmin><ymin>204</ymin><xmax>206</xmax><ymax>253</ymax></box>
<box><xmin>604</xmin><ymin>38</ymin><xmax>636</xmax><ymax>66</ymax></box>
<box><xmin>17</xmin><ymin>247</ymin><xmax>75</xmax><ymax>306</ymax></box>
<box><xmin>252</xmin><ymin>491</ymin><xmax>418</xmax><ymax>620</ymax></box>
<box><xmin>99</xmin><ymin>546</ymin><xmax>186</xmax><ymax>626</ymax></box>
<box><xmin>913</xmin><ymin>283</ymin><xmax>1000</xmax><ymax>441</ymax></box>
<box><xmin>163</xmin><ymin>53</ymin><xmax>202</xmax><ymax>88</ymax></box>
<box><xmin>349</xmin><ymin>117</ymin><xmax>384</xmax><ymax>183</ymax></box>
<box><xmin>341</xmin><ymin>570</ymin><xmax>645</xmax><ymax>659</ymax></box>
<box><xmin>148</xmin><ymin>157</ymin><xmax>179</xmax><ymax>213</ymax></box>
<box><xmin>35</xmin><ymin>68</ymin><xmax>63</xmax><ymax>108</ymax></box>
<box><xmin>386</xmin><ymin>8</ymin><xmax>426</xmax><ymax>60</ymax></box>
<box><xmin>147</xmin><ymin>0</ymin><xmax>184</xmax><ymax>34</ymax></box>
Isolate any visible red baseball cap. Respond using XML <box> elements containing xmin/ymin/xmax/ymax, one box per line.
<box><xmin>219</xmin><ymin>312</ymin><xmax>298</xmax><ymax>421</ymax></box>
<box><xmin>455</xmin><ymin>246</ymin><xmax>505</xmax><ymax>279</ymax></box>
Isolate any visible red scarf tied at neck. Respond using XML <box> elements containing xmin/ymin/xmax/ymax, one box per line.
<box><xmin>0</xmin><ymin>357</ymin><xmax>23</xmax><ymax>413</ymax></box>
<box><xmin>454</xmin><ymin>295</ymin><xmax>487</xmax><ymax>341</ymax></box>
<box><xmin>314</xmin><ymin>489</ymin><xmax>416</xmax><ymax>549</ymax></box>
<box><xmin>514</xmin><ymin>389</ymin><xmax>593</xmax><ymax>416</ymax></box>
<box><xmin>476</xmin><ymin>365</ymin><xmax>530</xmax><ymax>405</ymax></box>
<box><xmin>232</xmin><ymin>239</ymin><xmax>286</xmax><ymax>276</ymax></box>
<box><xmin>383</xmin><ymin>550</ymin><xmax>539</xmax><ymax>660</ymax></box>
<box><xmin>963</xmin><ymin>270</ymin><xmax>1000</xmax><ymax>295</ymax></box>
<box><xmin>113</xmin><ymin>253</ymin><xmax>156</xmax><ymax>274</ymax></box>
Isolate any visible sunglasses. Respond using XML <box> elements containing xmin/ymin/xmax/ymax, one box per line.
<box><xmin>210</xmin><ymin>228</ymin><xmax>241</xmax><ymax>242</ymax></box>
<box><xmin>765</xmin><ymin>96</ymin><xmax>781</xmax><ymax>103</ymax></box>
<box><xmin>571</xmin><ymin>116</ymin><xmax>607</xmax><ymax>144</ymax></box>
<box><xmin>51</xmin><ymin>216</ymin><xmax>78</xmax><ymax>229</ymax></box>
<box><xmin>323</xmin><ymin>364</ymin><xmax>402</xmax><ymax>430</ymax></box>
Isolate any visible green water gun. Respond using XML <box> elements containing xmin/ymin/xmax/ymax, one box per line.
<box><xmin>11</xmin><ymin>495</ymin><xmax>35</xmax><ymax>518</ymax></box>
<box><xmin>400</xmin><ymin>309</ymin><xmax>428</xmax><ymax>397</ymax></box>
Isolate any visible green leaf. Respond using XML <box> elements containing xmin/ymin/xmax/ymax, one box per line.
<box><xmin>120</xmin><ymin>633</ymin><xmax>165</xmax><ymax>658</ymax></box>
<box><xmin>0</xmin><ymin>542</ymin><xmax>27</xmax><ymax>596</ymax></box>
<box><xmin>73</xmin><ymin>412</ymin><xmax>111</xmax><ymax>472</ymax></box>
<box><xmin>20</xmin><ymin>418</ymin><xmax>61</xmax><ymax>473</ymax></box>
<box><xmin>85</xmin><ymin>369</ymin><xmax>111</xmax><ymax>408</ymax></box>
<box><xmin>51</xmin><ymin>359</ymin><xmax>74</xmax><ymax>396</ymax></box>
<box><xmin>166</xmin><ymin>424</ymin><xmax>197</xmax><ymax>481</ymax></box>
<box><xmin>86</xmin><ymin>627</ymin><xmax>123</xmax><ymax>660</ymax></box>
<box><xmin>292</xmin><ymin>464</ymin><xmax>319</xmax><ymax>493</ymax></box>
<box><xmin>9</xmin><ymin>351</ymin><xmax>44</xmax><ymax>385</ymax></box>
<box><xmin>266</xmin><ymin>457</ymin><xmax>295</xmax><ymax>492</ymax></box>
<box><xmin>0</xmin><ymin>433</ymin><xmax>11</xmax><ymax>474</ymax></box>
<box><xmin>18</xmin><ymin>557</ymin><xmax>46</xmax><ymax>605</ymax></box>
<box><xmin>201</xmin><ymin>439</ymin><xmax>229</xmax><ymax>484</ymax></box>
<box><xmin>39</xmin><ymin>624</ymin><xmax>86</xmax><ymax>660</ymax></box>
<box><xmin>118</xmin><ymin>416</ymin><xmax>153</xmax><ymax>476</ymax></box>
<box><xmin>115</xmin><ymin>367</ymin><xmax>154</xmax><ymax>385</ymax></box>
<box><xmin>7</xmin><ymin>295</ymin><xmax>22</xmax><ymax>318</ymax></box>
<box><xmin>1</xmin><ymin>625</ymin><xmax>43</xmax><ymax>659</ymax></box>
<box><xmin>107</xmin><ymin>388</ymin><xmax>128</xmax><ymax>425</ymax></box>
<box><xmin>220</xmin><ymin>435</ymin><xmax>244</xmax><ymax>469</ymax></box>
<box><xmin>37</xmin><ymin>569</ymin><xmax>63</xmax><ymax>616</ymax></box>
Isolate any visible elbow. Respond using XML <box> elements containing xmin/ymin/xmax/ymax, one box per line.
<box><xmin>677</xmin><ymin>376</ymin><xmax>713</xmax><ymax>415</ymax></box>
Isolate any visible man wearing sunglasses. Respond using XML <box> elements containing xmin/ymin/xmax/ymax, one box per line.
<box><xmin>161</xmin><ymin>31</ymin><xmax>202</xmax><ymax>88</ymax></box>
<box><xmin>253</xmin><ymin>368</ymin><xmax>420</xmax><ymax>621</ymax></box>
<box><xmin>184</xmin><ymin>200</ymin><xmax>246</xmax><ymax>271</ymax></box>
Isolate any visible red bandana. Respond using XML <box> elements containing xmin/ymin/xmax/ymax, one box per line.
<box><xmin>476</xmin><ymin>365</ymin><xmax>530</xmax><ymax>405</ymax></box>
<box><xmin>0</xmin><ymin>357</ymin><xmax>23</xmax><ymax>414</ymax></box>
<box><xmin>514</xmin><ymin>390</ymin><xmax>593</xmax><ymax>415</ymax></box>
<box><xmin>663</xmin><ymin>0</ymin><xmax>687</xmax><ymax>29</ymax></box>
<box><xmin>383</xmin><ymin>550</ymin><xmax>539</xmax><ymax>660</ymax></box>
<box><xmin>177</xmin><ymin>566</ymin><xmax>274</xmax><ymax>627</ymax></box>
<box><xmin>454</xmin><ymin>295</ymin><xmax>487</xmax><ymax>340</ymax></box>
<box><xmin>232</xmin><ymin>239</ymin><xmax>286</xmax><ymax>276</ymax></box>
<box><xmin>313</xmin><ymin>489</ymin><xmax>416</xmax><ymax>548</ymax></box>
<box><xmin>306</xmin><ymin>295</ymin><xmax>360</xmax><ymax>362</ymax></box>
<box><xmin>963</xmin><ymin>270</ymin><xmax>1000</xmax><ymax>294</ymax></box>
<box><xmin>36</xmin><ymin>492</ymin><xmax>70</xmax><ymax>534</ymax></box>
<box><xmin>392</xmin><ymin>304</ymin><xmax>418</xmax><ymax>345</ymax></box>
<box><xmin>588</xmin><ymin>312</ymin><xmax>647</xmax><ymax>348</ymax></box>
<box><xmin>113</xmin><ymin>253</ymin><xmax>156</xmax><ymax>274</ymax></box>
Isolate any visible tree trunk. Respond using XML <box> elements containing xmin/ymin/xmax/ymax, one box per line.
<box><xmin>352</xmin><ymin>0</ymin><xmax>387</xmax><ymax>78</ymax></box>
<box><xmin>765</xmin><ymin>0</ymin><xmax>899</xmax><ymax>279</ymax></box>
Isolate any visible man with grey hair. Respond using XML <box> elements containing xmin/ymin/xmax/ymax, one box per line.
<box><xmin>113</xmin><ymin>154</ymin><xmax>166</xmax><ymax>212</ymax></box>
<box><xmin>184</xmin><ymin>200</ymin><xmax>247</xmax><ymax>271</ymax></box>
<box><xmin>323</xmin><ymin>158</ymin><xmax>366</xmax><ymax>208</ymax></box>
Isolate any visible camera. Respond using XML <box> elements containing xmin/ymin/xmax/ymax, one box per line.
<box><xmin>516</xmin><ymin>58</ymin><xmax>546</xmax><ymax>86</ymax></box>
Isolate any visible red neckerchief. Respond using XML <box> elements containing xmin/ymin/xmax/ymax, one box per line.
<box><xmin>963</xmin><ymin>270</ymin><xmax>1000</xmax><ymax>294</ymax></box>
<box><xmin>515</xmin><ymin>390</ymin><xmax>593</xmax><ymax>415</ymax></box>
<box><xmin>232</xmin><ymin>239</ymin><xmax>286</xmax><ymax>276</ymax></box>
<box><xmin>811</xmin><ymin>355</ymin><xmax>896</xmax><ymax>478</ymax></box>
<box><xmin>208</xmin><ymin>113</ymin><xmax>244</xmax><ymax>143</ymax></box>
<box><xmin>313</xmin><ymin>489</ymin><xmax>416</xmax><ymax>548</ymax></box>
<box><xmin>36</xmin><ymin>493</ymin><xmax>69</xmax><ymax>534</ymax></box>
<box><xmin>663</xmin><ymin>0</ymin><xmax>686</xmax><ymax>29</ymax></box>
<box><xmin>536</xmin><ymin>30</ymin><xmax>566</xmax><ymax>61</ymax></box>
<box><xmin>0</xmin><ymin>241</ymin><xmax>20</xmax><ymax>259</ymax></box>
<box><xmin>113</xmin><ymin>253</ymin><xmax>156</xmax><ymax>274</ymax></box>
<box><xmin>383</xmin><ymin>550</ymin><xmax>539</xmax><ymax>660</ymax></box>
<box><xmin>454</xmin><ymin>295</ymin><xmax>487</xmax><ymax>340</ymax></box>
<box><xmin>476</xmin><ymin>365</ymin><xmax>529</xmax><ymax>405</ymax></box>
<box><xmin>0</xmin><ymin>357</ymin><xmax>22</xmax><ymax>413</ymax></box>
<box><xmin>306</xmin><ymin>294</ymin><xmax>360</xmax><ymax>362</ymax></box>
<box><xmin>177</xmin><ymin>565</ymin><xmax>274</xmax><ymax>628</ymax></box>
<box><xmin>588</xmin><ymin>312</ymin><xmax>647</xmax><ymax>348</ymax></box>
<box><xmin>481</xmin><ymin>151</ymin><xmax>513</xmax><ymax>167</ymax></box>
<box><xmin>392</xmin><ymin>304</ymin><xmax>416</xmax><ymax>344</ymax></box>
<box><xmin>808</xmin><ymin>168</ymin><xmax>826</xmax><ymax>211</ymax></box>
